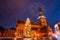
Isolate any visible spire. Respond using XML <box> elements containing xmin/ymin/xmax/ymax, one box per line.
<box><xmin>39</xmin><ymin>8</ymin><xmax>43</xmax><ymax>12</ymax></box>
<box><xmin>37</xmin><ymin>8</ymin><xmax>46</xmax><ymax>20</ymax></box>
<box><xmin>39</xmin><ymin>8</ymin><xmax>43</xmax><ymax>16</ymax></box>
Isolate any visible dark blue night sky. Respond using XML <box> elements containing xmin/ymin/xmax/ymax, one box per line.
<box><xmin>0</xmin><ymin>0</ymin><xmax>60</xmax><ymax>29</ymax></box>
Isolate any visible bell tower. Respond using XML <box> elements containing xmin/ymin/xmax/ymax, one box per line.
<box><xmin>38</xmin><ymin>8</ymin><xmax>47</xmax><ymax>26</ymax></box>
<box><xmin>37</xmin><ymin>8</ymin><xmax>53</xmax><ymax>39</ymax></box>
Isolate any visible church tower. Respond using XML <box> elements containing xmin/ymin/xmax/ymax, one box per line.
<box><xmin>38</xmin><ymin>8</ymin><xmax>47</xmax><ymax>26</ymax></box>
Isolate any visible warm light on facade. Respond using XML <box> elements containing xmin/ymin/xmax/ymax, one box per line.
<box><xmin>24</xmin><ymin>18</ymin><xmax>31</xmax><ymax>37</ymax></box>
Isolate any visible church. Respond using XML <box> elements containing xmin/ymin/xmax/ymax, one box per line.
<box><xmin>15</xmin><ymin>8</ymin><xmax>52</xmax><ymax>40</ymax></box>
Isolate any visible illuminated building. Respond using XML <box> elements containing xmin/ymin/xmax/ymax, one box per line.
<box><xmin>15</xmin><ymin>20</ymin><xmax>24</xmax><ymax>38</ymax></box>
<box><xmin>16</xmin><ymin>8</ymin><xmax>52</xmax><ymax>39</ymax></box>
<box><xmin>3</xmin><ymin>28</ymin><xmax>15</xmax><ymax>37</ymax></box>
